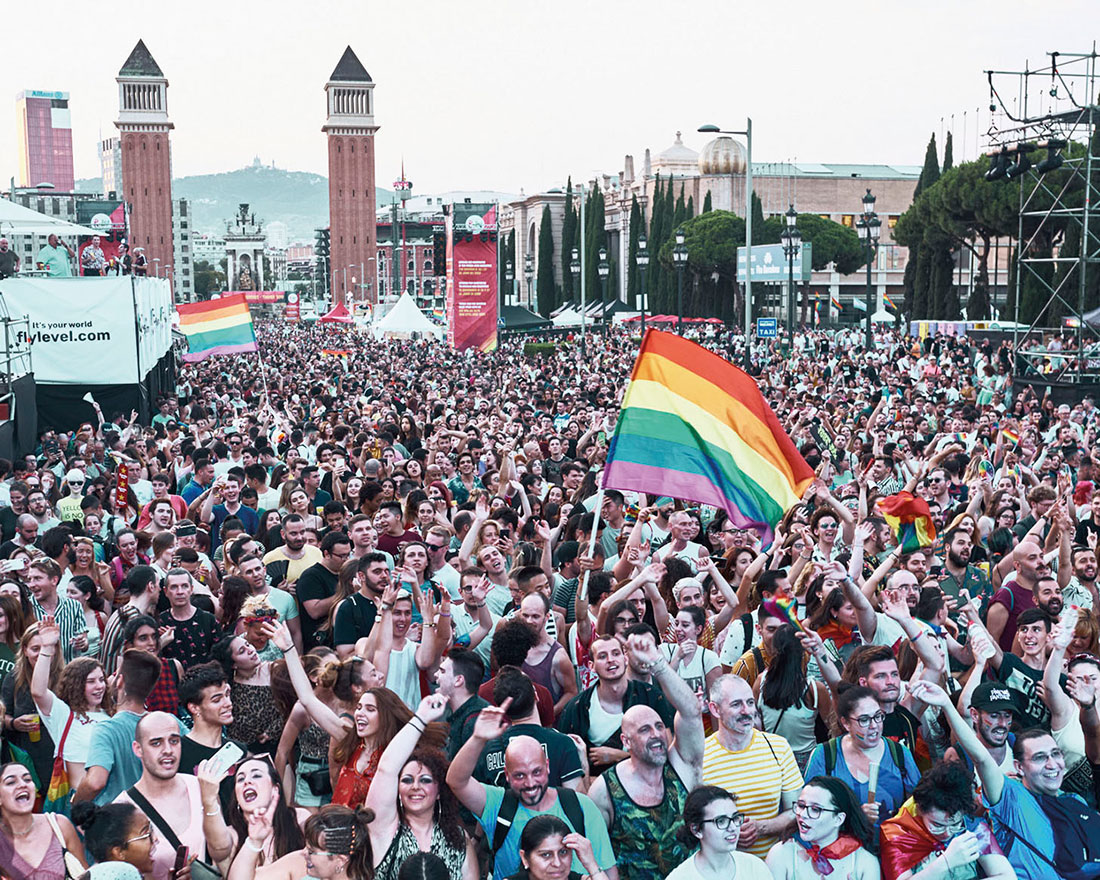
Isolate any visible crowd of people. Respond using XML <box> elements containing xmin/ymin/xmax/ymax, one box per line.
<box><xmin>0</xmin><ymin>318</ymin><xmax>1098</xmax><ymax>880</ymax></box>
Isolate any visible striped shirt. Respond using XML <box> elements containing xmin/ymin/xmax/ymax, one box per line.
<box><xmin>30</xmin><ymin>594</ymin><xmax>89</xmax><ymax>663</ymax></box>
<box><xmin>701</xmin><ymin>728</ymin><xmax>803</xmax><ymax>858</ymax></box>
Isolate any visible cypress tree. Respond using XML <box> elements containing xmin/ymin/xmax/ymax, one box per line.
<box><xmin>943</xmin><ymin>132</ymin><xmax>954</xmax><ymax>172</ymax></box>
<box><xmin>537</xmin><ymin>204</ymin><xmax>555</xmax><ymax>316</ymax></box>
<box><xmin>686</xmin><ymin>195</ymin><xmax>695</xmax><ymax>219</ymax></box>
<box><xmin>702</xmin><ymin>190</ymin><xmax>712</xmax><ymax>213</ymax></box>
<box><xmin>627</xmin><ymin>195</ymin><xmax>641</xmax><ymax>309</ymax></box>
<box><xmin>751</xmin><ymin>192</ymin><xmax>765</xmax><ymax>244</ymax></box>
<box><xmin>561</xmin><ymin>178</ymin><xmax>576</xmax><ymax>304</ymax></box>
<box><xmin>673</xmin><ymin>184</ymin><xmax>687</xmax><ymax>229</ymax></box>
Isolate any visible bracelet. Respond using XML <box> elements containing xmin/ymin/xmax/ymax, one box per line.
<box><xmin>423</xmin><ymin>622</ymin><xmax>437</xmax><ymax>628</ymax></box>
<box><xmin>39</xmin><ymin>650</ymin><xmax>56</xmax><ymax>657</ymax></box>
<box><xmin>243</xmin><ymin>838</ymin><xmax>265</xmax><ymax>853</ymax></box>
<box><xmin>912</xmin><ymin>629</ymin><xmax>925</xmax><ymax>641</ymax></box>
<box><xmin>439</xmin><ymin>612</ymin><xmax>451</xmax><ymax>617</ymax></box>
<box><xmin>204</xmin><ymin>807</ymin><xmax>221</xmax><ymax>816</ymax></box>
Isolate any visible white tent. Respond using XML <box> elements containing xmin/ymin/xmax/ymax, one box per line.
<box><xmin>0</xmin><ymin>197</ymin><xmax>98</xmax><ymax>237</ymax></box>
<box><xmin>871</xmin><ymin>310</ymin><xmax>896</xmax><ymax>324</ymax></box>
<box><xmin>552</xmin><ymin>307</ymin><xmax>582</xmax><ymax>326</ymax></box>
<box><xmin>372</xmin><ymin>292</ymin><xmax>443</xmax><ymax>339</ymax></box>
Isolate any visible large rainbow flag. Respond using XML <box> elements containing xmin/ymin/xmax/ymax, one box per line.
<box><xmin>603</xmin><ymin>330</ymin><xmax>813</xmax><ymax>543</ymax></box>
<box><xmin>177</xmin><ymin>294</ymin><xmax>258</xmax><ymax>363</ymax></box>
<box><xmin>878</xmin><ymin>491</ymin><xmax>936</xmax><ymax>553</ymax></box>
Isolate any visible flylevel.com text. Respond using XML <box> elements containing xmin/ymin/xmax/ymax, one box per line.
<box><xmin>16</xmin><ymin>328</ymin><xmax>112</xmax><ymax>344</ymax></box>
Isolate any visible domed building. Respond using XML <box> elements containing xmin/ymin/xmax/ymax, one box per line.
<box><xmin>652</xmin><ymin>131</ymin><xmax>699</xmax><ymax>178</ymax></box>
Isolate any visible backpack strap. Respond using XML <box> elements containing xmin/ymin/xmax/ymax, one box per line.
<box><xmin>492</xmin><ymin>787</ymin><xmax>585</xmax><ymax>854</ymax></box>
<box><xmin>752</xmin><ymin>647</ymin><xmax>765</xmax><ymax>676</ymax></box>
<box><xmin>885</xmin><ymin>738</ymin><xmax>908</xmax><ymax>798</ymax></box>
<box><xmin>492</xmin><ymin>789</ymin><xmax>522</xmax><ymax>853</ymax></box>
<box><xmin>741</xmin><ymin>614</ymin><xmax>753</xmax><ymax>654</ymax></box>
<box><xmin>824</xmin><ymin>738</ymin><xmax>838</xmax><ymax>776</ymax></box>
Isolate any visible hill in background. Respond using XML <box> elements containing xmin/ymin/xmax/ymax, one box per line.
<box><xmin>78</xmin><ymin>159</ymin><xmax>394</xmax><ymax>242</ymax></box>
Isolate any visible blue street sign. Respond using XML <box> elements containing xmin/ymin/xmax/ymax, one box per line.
<box><xmin>756</xmin><ymin>317</ymin><xmax>778</xmax><ymax>338</ymax></box>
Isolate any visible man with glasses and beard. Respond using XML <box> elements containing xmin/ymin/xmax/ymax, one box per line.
<box><xmin>587</xmin><ymin>635</ymin><xmax>705</xmax><ymax>880</ymax></box>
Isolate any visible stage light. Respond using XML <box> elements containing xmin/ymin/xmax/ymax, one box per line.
<box><xmin>1005</xmin><ymin>144</ymin><xmax>1035</xmax><ymax>180</ymax></box>
<box><xmin>985</xmin><ymin>149</ymin><xmax>1008</xmax><ymax>181</ymax></box>
<box><xmin>1036</xmin><ymin>139</ymin><xmax>1067</xmax><ymax>174</ymax></box>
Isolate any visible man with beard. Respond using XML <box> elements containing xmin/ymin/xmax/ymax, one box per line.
<box><xmin>987</xmin><ymin>539</ymin><xmax>1049</xmax><ymax>651</ymax></box>
<box><xmin>943</xmin><ymin>680</ymin><xmax>1020</xmax><ymax>779</ymax></box>
<box><xmin>1063</xmin><ymin>545</ymin><xmax>1099</xmax><ymax>611</ymax></box>
<box><xmin>447</xmin><ymin>700</ymin><xmax>618</xmax><ymax>880</ymax></box>
<box><xmin>940</xmin><ymin>526</ymin><xmax>992</xmax><ymax>609</ymax></box>
<box><xmin>557</xmin><ymin>635</ymin><xmax>675</xmax><ymax>776</ymax></box>
<box><xmin>701</xmin><ymin>673</ymin><xmax>804</xmax><ymax>858</ymax></box>
<box><xmin>332</xmin><ymin>552</ymin><xmax>388</xmax><ymax>657</ymax></box>
<box><xmin>587</xmin><ymin>634</ymin><xmax>704</xmax><ymax>880</ymax></box>
<box><xmin>262</xmin><ymin>514</ymin><xmax>323</xmax><ymax>588</ymax></box>
<box><xmin>115</xmin><ymin>711</ymin><xmax>209</xmax><ymax>880</ymax></box>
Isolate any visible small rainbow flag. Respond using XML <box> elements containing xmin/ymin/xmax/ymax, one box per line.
<box><xmin>603</xmin><ymin>330</ymin><xmax>814</xmax><ymax>544</ymax></box>
<box><xmin>813</xmin><ymin>302</ymin><xmax>821</xmax><ymax>326</ymax></box>
<box><xmin>177</xmin><ymin>294</ymin><xmax>258</xmax><ymax>363</ymax></box>
<box><xmin>1002</xmin><ymin>427</ymin><xmax>1020</xmax><ymax>446</ymax></box>
<box><xmin>763</xmin><ymin>596</ymin><xmax>805</xmax><ymax>632</ymax></box>
<box><xmin>831</xmin><ymin>295</ymin><xmax>842</xmax><ymax>311</ymax></box>
<box><xmin>884</xmin><ymin>293</ymin><xmax>898</xmax><ymax>310</ymax></box>
<box><xmin>879</xmin><ymin>491</ymin><xmax>936</xmax><ymax>553</ymax></box>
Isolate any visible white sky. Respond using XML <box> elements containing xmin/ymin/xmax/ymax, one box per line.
<box><xmin>1</xmin><ymin>0</ymin><xmax>1094</xmax><ymax>194</ymax></box>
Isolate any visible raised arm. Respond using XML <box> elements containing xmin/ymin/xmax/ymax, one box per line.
<box><xmin>30</xmin><ymin>616</ymin><xmax>60</xmax><ymax>717</ymax></box>
<box><xmin>269</xmin><ymin>622</ymin><xmax>352</xmax><ymax>739</ymax></box>
<box><xmin>911</xmin><ymin>680</ymin><xmax>1005</xmax><ymax>806</ymax></box>
<box><xmin>445</xmin><ymin>699</ymin><xmax>513</xmax><ymax>817</ymax></box>
<box><xmin>366</xmin><ymin>694</ymin><xmax>448</xmax><ymax>841</ymax></box>
<box><xmin>699</xmin><ymin>556</ymin><xmax>739</xmax><ymax>633</ymax></box>
<box><xmin>1043</xmin><ymin>622</ymin><xmax>1077</xmax><ymax>732</ymax></box>
<box><xmin>627</xmin><ymin>634</ymin><xmax>704</xmax><ymax>775</ymax></box>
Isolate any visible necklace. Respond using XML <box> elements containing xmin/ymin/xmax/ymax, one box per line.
<box><xmin>8</xmin><ymin>819</ymin><xmax>35</xmax><ymax>837</ymax></box>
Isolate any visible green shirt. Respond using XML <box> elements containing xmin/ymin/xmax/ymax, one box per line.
<box><xmin>36</xmin><ymin>244</ymin><xmax>72</xmax><ymax>277</ymax></box>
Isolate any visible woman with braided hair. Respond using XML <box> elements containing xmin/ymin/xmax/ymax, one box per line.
<box><xmin>227</xmin><ymin>803</ymin><xmax>374</xmax><ymax>880</ymax></box>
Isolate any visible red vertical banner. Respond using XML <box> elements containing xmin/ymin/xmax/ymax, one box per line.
<box><xmin>116</xmin><ymin>463</ymin><xmax>129</xmax><ymax>517</ymax></box>
<box><xmin>284</xmin><ymin>291</ymin><xmax>301</xmax><ymax>322</ymax></box>
<box><xmin>445</xmin><ymin>203</ymin><xmax>498</xmax><ymax>352</ymax></box>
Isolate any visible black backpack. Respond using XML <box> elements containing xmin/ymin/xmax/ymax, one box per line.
<box><xmin>491</xmin><ymin>787</ymin><xmax>585</xmax><ymax>853</ymax></box>
<box><xmin>1034</xmin><ymin>792</ymin><xmax>1100</xmax><ymax>880</ymax></box>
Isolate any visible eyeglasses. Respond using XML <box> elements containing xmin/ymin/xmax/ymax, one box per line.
<box><xmin>700</xmin><ymin>813</ymin><xmax>744</xmax><ymax>830</ymax></box>
<box><xmin>923</xmin><ymin>814</ymin><xmax>966</xmax><ymax>835</ymax></box>
<box><xmin>615</xmin><ymin>615</ymin><xmax>638</xmax><ymax>625</ymax></box>
<box><xmin>125</xmin><ymin>825</ymin><xmax>154</xmax><ymax>845</ymax></box>
<box><xmin>425</xmin><ymin>543</ymin><xmax>447</xmax><ymax>551</ymax></box>
<box><xmin>850</xmin><ymin>711</ymin><xmax>886</xmax><ymax>728</ymax></box>
<box><xmin>794</xmin><ymin>801</ymin><xmax>841</xmax><ymax>820</ymax></box>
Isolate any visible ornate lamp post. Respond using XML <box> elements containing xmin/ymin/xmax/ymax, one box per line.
<box><xmin>673</xmin><ymin>228</ymin><xmax>688</xmax><ymax>334</ymax></box>
<box><xmin>597</xmin><ymin>246</ymin><xmax>609</xmax><ymax>331</ymax></box>
<box><xmin>856</xmin><ymin>188</ymin><xmax>881</xmax><ymax>350</ymax></box>
<box><xmin>504</xmin><ymin>259</ymin><xmax>514</xmax><ymax>309</ymax></box>
<box><xmin>636</xmin><ymin>233</ymin><xmax>649</xmax><ymax>337</ymax></box>
<box><xmin>523</xmin><ymin>253</ymin><xmax>534</xmax><ymax>308</ymax></box>
<box><xmin>571</xmin><ymin>247</ymin><xmax>584</xmax><ymax>355</ymax></box>
<box><xmin>779</xmin><ymin>204</ymin><xmax>802</xmax><ymax>341</ymax></box>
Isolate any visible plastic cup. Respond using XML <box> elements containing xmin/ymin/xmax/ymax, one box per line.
<box><xmin>27</xmin><ymin>714</ymin><xmax>40</xmax><ymax>743</ymax></box>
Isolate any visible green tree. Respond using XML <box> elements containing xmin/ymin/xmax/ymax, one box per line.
<box><xmin>658</xmin><ymin>209</ymin><xmax>745</xmax><ymax>323</ymax></box>
<box><xmin>943</xmin><ymin>131</ymin><xmax>954</xmax><ymax>172</ymax></box>
<box><xmin>702</xmin><ymin>191</ymin><xmax>712</xmax><ymax>213</ymax></box>
<box><xmin>193</xmin><ymin>259</ymin><xmax>226</xmax><ymax>299</ymax></box>
<box><xmin>561</xmin><ymin>178</ymin><xmax>576</xmax><ymax>304</ymax></box>
<box><xmin>626</xmin><ymin>195</ymin><xmax>641</xmax><ymax>309</ymax></box>
<box><xmin>537</xmin><ymin>205</ymin><xmax>556</xmax><ymax>316</ymax></box>
<box><xmin>751</xmin><ymin>191</ymin><xmax>765</xmax><ymax>245</ymax></box>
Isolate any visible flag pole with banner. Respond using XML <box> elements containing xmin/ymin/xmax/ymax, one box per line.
<box><xmin>601</xmin><ymin>330</ymin><xmax>813</xmax><ymax>545</ymax></box>
<box><xmin>177</xmin><ymin>293</ymin><xmax>258</xmax><ymax>363</ymax></box>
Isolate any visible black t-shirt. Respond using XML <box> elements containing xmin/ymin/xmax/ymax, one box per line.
<box><xmin>997</xmin><ymin>652</ymin><xmax>1062</xmax><ymax>729</ymax></box>
<box><xmin>0</xmin><ymin>250</ymin><xmax>17</xmax><ymax>278</ymax></box>
<box><xmin>159</xmin><ymin>607</ymin><xmax>221</xmax><ymax>670</ymax></box>
<box><xmin>297</xmin><ymin>562</ymin><xmax>339</xmax><ymax>647</ymax></box>
<box><xmin>332</xmin><ymin>593</ymin><xmax>377</xmax><ymax>648</ymax></box>
<box><xmin>179</xmin><ymin>734</ymin><xmax>247</xmax><ymax>817</ymax></box>
<box><xmin>0</xmin><ymin>508</ymin><xmax>17</xmax><ymax>543</ymax></box>
<box><xmin>473</xmin><ymin>723</ymin><xmax>585</xmax><ymax>788</ymax></box>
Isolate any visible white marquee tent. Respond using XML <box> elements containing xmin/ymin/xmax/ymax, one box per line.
<box><xmin>0</xmin><ymin>197</ymin><xmax>98</xmax><ymax>237</ymax></box>
<box><xmin>372</xmin><ymin>292</ymin><xmax>443</xmax><ymax>339</ymax></box>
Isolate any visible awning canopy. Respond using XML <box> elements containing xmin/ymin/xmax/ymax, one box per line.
<box><xmin>319</xmin><ymin>302</ymin><xmax>353</xmax><ymax>323</ymax></box>
<box><xmin>0</xmin><ymin>197</ymin><xmax>99</xmax><ymax>237</ymax></box>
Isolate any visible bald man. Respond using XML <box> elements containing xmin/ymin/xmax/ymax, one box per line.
<box><xmin>115</xmin><ymin>711</ymin><xmax>207</xmax><ymax>880</ymax></box>
<box><xmin>987</xmin><ymin>538</ymin><xmax>1050</xmax><ymax>651</ymax></box>
<box><xmin>587</xmin><ymin>634</ymin><xmax>705</xmax><ymax>880</ymax></box>
<box><xmin>448</xmin><ymin>701</ymin><xmax>618</xmax><ymax>880</ymax></box>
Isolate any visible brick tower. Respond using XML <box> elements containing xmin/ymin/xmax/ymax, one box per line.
<box><xmin>323</xmin><ymin>46</ymin><xmax>378</xmax><ymax>307</ymax></box>
<box><xmin>115</xmin><ymin>40</ymin><xmax>174</xmax><ymax>281</ymax></box>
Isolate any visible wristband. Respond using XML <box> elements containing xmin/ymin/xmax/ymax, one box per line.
<box><xmin>912</xmin><ymin>629</ymin><xmax>925</xmax><ymax>641</ymax></box>
<box><xmin>439</xmin><ymin>612</ymin><xmax>451</xmax><ymax>617</ymax></box>
<box><xmin>243</xmin><ymin>838</ymin><xmax>265</xmax><ymax>853</ymax></box>
<box><xmin>205</xmin><ymin>807</ymin><xmax>221</xmax><ymax>816</ymax></box>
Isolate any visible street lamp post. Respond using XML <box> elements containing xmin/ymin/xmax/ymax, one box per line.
<box><xmin>779</xmin><ymin>204</ymin><xmax>802</xmax><ymax>342</ymax></box>
<box><xmin>673</xmin><ymin>228</ymin><xmax>688</xmax><ymax>334</ymax></box>
<box><xmin>571</xmin><ymin>248</ymin><xmax>584</xmax><ymax>355</ymax></box>
<box><xmin>856</xmin><ymin>188</ymin><xmax>881</xmax><ymax>350</ymax></box>
<box><xmin>505</xmin><ymin>260</ymin><xmax>514</xmax><ymax>309</ymax></box>
<box><xmin>524</xmin><ymin>253</ymin><xmax>534</xmax><ymax>310</ymax></box>
<box><xmin>597</xmin><ymin>247</ymin><xmax>609</xmax><ymax>332</ymax></box>
<box><xmin>699</xmin><ymin>120</ymin><xmax>752</xmax><ymax>366</ymax></box>
<box><xmin>636</xmin><ymin>233</ymin><xmax>649</xmax><ymax>337</ymax></box>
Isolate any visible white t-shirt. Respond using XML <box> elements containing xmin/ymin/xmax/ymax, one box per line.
<box><xmin>587</xmin><ymin>691</ymin><xmax>623</xmax><ymax>746</ymax></box>
<box><xmin>40</xmin><ymin>695</ymin><xmax>110</xmax><ymax>764</ymax></box>
<box><xmin>661</xmin><ymin>642</ymin><xmax>720</xmax><ymax>702</ymax></box>
<box><xmin>665</xmin><ymin>851</ymin><xmax>774</xmax><ymax>880</ymax></box>
<box><xmin>433</xmin><ymin>563</ymin><xmax>461</xmax><ymax>601</ymax></box>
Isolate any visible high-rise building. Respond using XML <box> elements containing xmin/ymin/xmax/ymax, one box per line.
<box><xmin>99</xmin><ymin>137</ymin><xmax>123</xmax><ymax>197</ymax></box>
<box><xmin>16</xmin><ymin>89</ymin><xmax>75</xmax><ymax>192</ymax></box>
<box><xmin>115</xmin><ymin>40</ymin><xmax>174</xmax><ymax>279</ymax></box>
<box><xmin>323</xmin><ymin>46</ymin><xmax>378</xmax><ymax>306</ymax></box>
<box><xmin>173</xmin><ymin>198</ymin><xmax>194</xmax><ymax>302</ymax></box>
